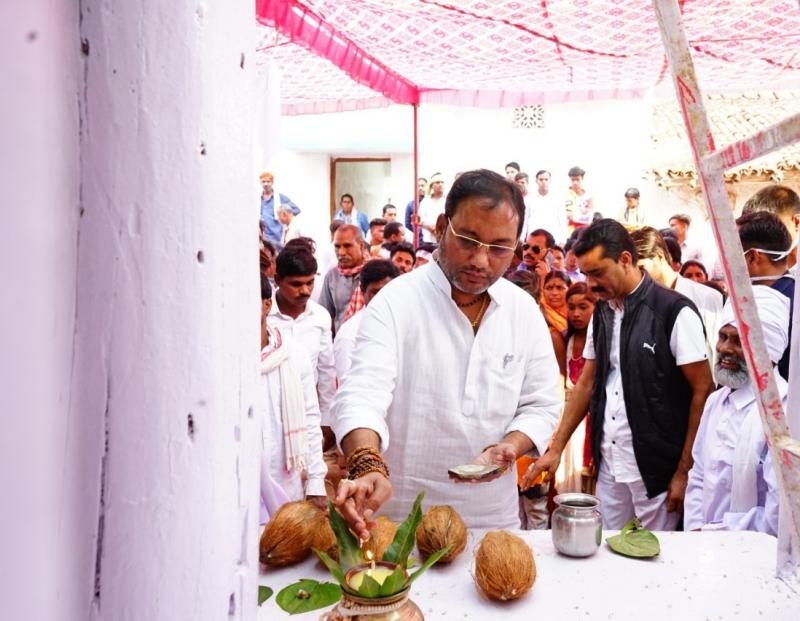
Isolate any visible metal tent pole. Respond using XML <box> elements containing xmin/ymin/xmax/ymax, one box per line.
<box><xmin>654</xmin><ymin>0</ymin><xmax>800</xmax><ymax>583</ymax></box>
<box><xmin>412</xmin><ymin>103</ymin><xmax>420</xmax><ymax>250</ymax></box>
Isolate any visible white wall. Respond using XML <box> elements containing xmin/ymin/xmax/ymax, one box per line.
<box><xmin>267</xmin><ymin>99</ymin><xmax>666</xmax><ymax>250</ymax></box>
<box><xmin>1</xmin><ymin>3</ymin><xmax>82</xmax><ymax>619</ymax></box>
<box><xmin>268</xmin><ymin>151</ymin><xmax>331</xmax><ymax>245</ymax></box>
<box><xmin>2</xmin><ymin>3</ymin><xmax>261</xmax><ymax>620</ymax></box>
<box><xmin>73</xmin><ymin>2</ymin><xmax>261</xmax><ymax>619</ymax></box>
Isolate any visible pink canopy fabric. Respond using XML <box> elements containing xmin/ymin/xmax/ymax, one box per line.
<box><xmin>256</xmin><ymin>0</ymin><xmax>800</xmax><ymax>115</ymax></box>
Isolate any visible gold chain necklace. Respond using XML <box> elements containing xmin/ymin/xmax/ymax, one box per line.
<box><xmin>470</xmin><ymin>293</ymin><xmax>490</xmax><ymax>329</ymax></box>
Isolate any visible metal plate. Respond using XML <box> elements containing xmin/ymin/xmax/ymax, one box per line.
<box><xmin>447</xmin><ymin>464</ymin><xmax>501</xmax><ymax>480</ymax></box>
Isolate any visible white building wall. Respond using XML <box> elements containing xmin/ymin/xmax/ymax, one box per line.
<box><xmin>267</xmin><ymin>98</ymin><xmax>670</xmax><ymax>250</ymax></box>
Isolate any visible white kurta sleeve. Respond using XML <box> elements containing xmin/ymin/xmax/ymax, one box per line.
<box><xmin>294</xmin><ymin>344</ymin><xmax>327</xmax><ymax>498</ymax></box>
<box><xmin>684</xmin><ymin>405</ymin><xmax>709</xmax><ymax>531</ymax></box>
<box><xmin>504</xmin><ymin>307</ymin><xmax>562</xmax><ymax>454</ymax></box>
<box><xmin>333</xmin><ymin>321</ymin><xmax>357</xmax><ymax>380</ymax></box>
<box><xmin>316</xmin><ymin>321</ymin><xmax>337</xmax><ymax>427</ymax></box>
<box><xmin>331</xmin><ymin>297</ymin><xmax>397</xmax><ymax>451</ymax></box>
<box><xmin>719</xmin><ymin>453</ymin><xmax>779</xmax><ymax>536</ymax></box>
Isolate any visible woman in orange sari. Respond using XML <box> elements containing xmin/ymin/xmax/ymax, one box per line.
<box><xmin>541</xmin><ymin>270</ymin><xmax>571</xmax><ymax>333</ymax></box>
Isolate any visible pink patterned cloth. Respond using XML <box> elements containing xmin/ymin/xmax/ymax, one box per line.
<box><xmin>256</xmin><ymin>1</ymin><xmax>799</xmax><ymax>114</ymax></box>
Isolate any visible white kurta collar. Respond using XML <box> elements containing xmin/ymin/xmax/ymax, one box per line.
<box><xmin>726</xmin><ymin>368</ymin><xmax>788</xmax><ymax>412</ymax></box>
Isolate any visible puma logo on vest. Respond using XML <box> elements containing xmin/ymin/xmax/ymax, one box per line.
<box><xmin>642</xmin><ymin>342</ymin><xmax>656</xmax><ymax>355</ymax></box>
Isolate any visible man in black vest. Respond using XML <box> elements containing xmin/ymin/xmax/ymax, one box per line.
<box><xmin>526</xmin><ymin>219</ymin><xmax>714</xmax><ymax>529</ymax></box>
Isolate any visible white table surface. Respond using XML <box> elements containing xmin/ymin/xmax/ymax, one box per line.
<box><xmin>258</xmin><ymin>529</ymin><xmax>800</xmax><ymax>620</ymax></box>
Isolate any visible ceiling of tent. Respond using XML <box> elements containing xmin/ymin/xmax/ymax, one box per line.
<box><xmin>256</xmin><ymin>0</ymin><xmax>800</xmax><ymax>115</ymax></box>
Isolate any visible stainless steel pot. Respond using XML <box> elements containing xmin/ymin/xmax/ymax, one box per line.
<box><xmin>551</xmin><ymin>492</ymin><xmax>602</xmax><ymax>557</ymax></box>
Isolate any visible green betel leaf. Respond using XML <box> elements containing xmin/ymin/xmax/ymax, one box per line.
<box><xmin>276</xmin><ymin>579</ymin><xmax>341</xmax><ymax>615</ymax></box>
<box><xmin>383</xmin><ymin>492</ymin><xmax>424</xmax><ymax>567</ymax></box>
<box><xmin>620</xmin><ymin>517</ymin><xmax>641</xmax><ymax>535</ymax></box>
<box><xmin>377</xmin><ymin>566</ymin><xmax>407</xmax><ymax>597</ymax></box>
<box><xmin>606</xmin><ymin>517</ymin><xmax>660</xmax><ymax>558</ymax></box>
<box><xmin>407</xmin><ymin>544</ymin><xmax>452</xmax><ymax>585</ymax></box>
<box><xmin>257</xmin><ymin>585</ymin><xmax>273</xmax><ymax>606</ymax></box>
<box><xmin>327</xmin><ymin>501</ymin><xmax>364</xmax><ymax>572</ymax></box>
<box><xmin>313</xmin><ymin>548</ymin><xmax>345</xmax><ymax>585</ymax></box>
<box><xmin>357</xmin><ymin>574</ymin><xmax>381</xmax><ymax>598</ymax></box>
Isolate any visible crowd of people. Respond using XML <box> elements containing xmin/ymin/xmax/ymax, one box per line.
<box><xmin>257</xmin><ymin>164</ymin><xmax>798</xmax><ymax>540</ymax></box>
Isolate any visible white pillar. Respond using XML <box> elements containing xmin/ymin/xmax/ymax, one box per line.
<box><xmin>1</xmin><ymin>3</ymin><xmax>83</xmax><ymax>620</ymax></box>
<box><xmin>2</xmin><ymin>2</ymin><xmax>261</xmax><ymax>620</ymax></box>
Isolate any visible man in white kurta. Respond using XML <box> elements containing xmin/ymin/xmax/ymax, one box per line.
<box><xmin>261</xmin><ymin>328</ymin><xmax>327</xmax><ymax>504</ymax></box>
<box><xmin>269</xmin><ymin>293</ymin><xmax>336</xmax><ymax>426</ymax></box>
<box><xmin>259</xmin><ymin>274</ymin><xmax>327</xmax><ymax>521</ymax></box>
<box><xmin>333</xmin><ymin>259</ymin><xmax>400</xmax><ymax>379</ymax></box>
<box><xmin>332</xmin><ymin>262</ymin><xmax>561</xmax><ymax>528</ymax></box>
<box><xmin>525</xmin><ymin>170</ymin><xmax>567</xmax><ymax>244</ymax></box>
<box><xmin>331</xmin><ymin>171</ymin><xmax>561</xmax><ymax>533</ymax></box>
<box><xmin>685</xmin><ymin>286</ymin><xmax>790</xmax><ymax>535</ymax></box>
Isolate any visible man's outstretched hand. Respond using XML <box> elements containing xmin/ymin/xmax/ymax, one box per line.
<box><xmin>333</xmin><ymin>472</ymin><xmax>393</xmax><ymax>541</ymax></box>
<box><xmin>450</xmin><ymin>442</ymin><xmax>518</xmax><ymax>484</ymax></box>
<box><xmin>521</xmin><ymin>448</ymin><xmax>561</xmax><ymax>491</ymax></box>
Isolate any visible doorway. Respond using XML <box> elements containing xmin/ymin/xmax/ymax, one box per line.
<box><xmin>330</xmin><ymin>157</ymin><xmax>392</xmax><ymax>221</ymax></box>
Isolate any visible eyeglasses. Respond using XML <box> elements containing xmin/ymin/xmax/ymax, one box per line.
<box><xmin>447</xmin><ymin>219</ymin><xmax>516</xmax><ymax>259</ymax></box>
<box><xmin>522</xmin><ymin>243</ymin><xmax>543</xmax><ymax>254</ymax></box>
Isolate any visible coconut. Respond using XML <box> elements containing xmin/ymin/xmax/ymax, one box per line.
<box><xmin>365</xmin><ymin>516</ymin><xmax>399</xmax><ymax>560</ymax></box>
<box><xmin>259</xmin><ymin>500</ymin><xmax>326</xmax><ymax>567</ymax></box>
<box><xmin>474</xmin><ymin>530</ymin><xmax>536</xmax><ymax>601</ymax></box>
<box><xmin>416</xmin><ymin>505</ymin><xmax>467</xmax><ymax>563</ymax></box>
<box><xmin>311</xmin><ymin>518</ymin><xmax>338</xmax><ymax>561</ymax></box>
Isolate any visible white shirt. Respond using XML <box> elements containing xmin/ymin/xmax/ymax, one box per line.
<box><xmin>279</xmin><ymin>219</ymin><xmax>303</xmax><ymax>247</ymax></box>
<box><xmin>269</xmin><ymin>298</ymin><xmax>337</xmax><ymax>426</ymax></box>
<box><xmin>583</xmin><ymin>279</ymin><xmax>708</xmax><ymax>483</ymax></box>
<box><xmin>674</xmin><ymin>274</ymin><xmax>723</xmax><ymax>371</ymax></box>
<box><xmin>680</xmin><ymin>238</ymin><xmax>704</xmax><ymax>264</ymax></box>
<box><xmin>526</xmin><ymin>191</ymin><xmax>567</xmax><ymax>244</ymax></box>
<box><xmin>684</xmin><ymin>373</ymin><xmax>786</xmax><ymax>535</ymax></box>
<box><xmin>419</xmin><ymin>195</ymin><xmax>445</xmax><ymax>243</ymax></box>
<box><xmin>617</xmin><ymin>205</ymin><xmax>647</xmax><ymax>227</ymax></box>
<box><xmin>331</xmin><ymin>262</ymin><xmax>562</xmax><ymax>528</ymax></box>
<box><xmin>262</xmin><ymin>334</ymin><xmax>327</xmax><ymax>500</ymax></box>
<box><xmin>333</xmin><ymin>310</ymin><xmax>364</xmax><ymax>379</ymax></box>
<box><xmin>312</xmin><ymin>243</ymin><xmax>339</xmax><ymax>304</ymax></box>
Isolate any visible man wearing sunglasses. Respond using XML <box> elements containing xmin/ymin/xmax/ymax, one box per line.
<box><xmin>519</xmin><ymin>228</ymin><xmax>555</xmax><ymax>279</ymax></box>
<box><xmin>330</xmin><ymin>169</ymin><xmax>562</xmax><ymax>539</ymax></box>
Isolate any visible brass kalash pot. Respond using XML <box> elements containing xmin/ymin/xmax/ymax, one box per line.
<box><xmin>320</xmin><ymin>562</ymin><xmax>424</xmax><ymax>621</ymax></box>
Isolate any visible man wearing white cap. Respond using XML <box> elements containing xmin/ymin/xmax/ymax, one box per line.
<box><xmin>417</xmin><ymin>173</ymin><xmax>446</xmax><ymax>243</ymax></box>
<box><xmin>684</xmin><ymin>286</ymin><xmax>790</xmax><ymax>535</ymax></box>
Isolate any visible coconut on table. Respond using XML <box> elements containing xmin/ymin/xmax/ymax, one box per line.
<box><xmin>258</xmin><ymin>529</ymin><xmax>799</xmax><ymax>620</ymax></box>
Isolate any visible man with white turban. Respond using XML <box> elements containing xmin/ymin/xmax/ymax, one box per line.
<box><xmin>684</xmin><ymin>286</ymin><xmax>790</xmax><ymax>535</ymax></box>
